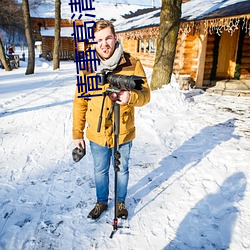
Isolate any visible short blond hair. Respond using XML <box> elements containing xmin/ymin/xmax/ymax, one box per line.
<box><xmin>94</xmin><ymin>20</ymin><xmax>116</xmax><ymax>36</ymax></box>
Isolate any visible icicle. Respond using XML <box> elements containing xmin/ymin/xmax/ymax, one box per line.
<box><xmin>178</xmin><ymin>15</ymin><xmax>250</xmax><ymax>37</ymax></box>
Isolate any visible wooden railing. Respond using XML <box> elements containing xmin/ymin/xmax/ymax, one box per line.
<box><xmin>46</xmin><ymin>51</ymin><xmax>75</xmax><ymax>61</ymax></box>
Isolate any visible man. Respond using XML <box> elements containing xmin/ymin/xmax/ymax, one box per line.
<box><xmin>72</xmin><ymin>20</ymin><xmax>150</xmax><ymax>220</ymax></box>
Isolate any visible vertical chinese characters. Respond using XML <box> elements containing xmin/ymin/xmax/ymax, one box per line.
<box><xmin>69</xmin><ymin>0</ymin><xmax>102</xmax><ymax>100</ymax></box>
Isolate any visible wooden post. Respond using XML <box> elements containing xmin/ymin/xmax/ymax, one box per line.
<box><xmin>195</xmin><ymin>32</ymin><xmax>207</xmax><ymax>88</ymax></box>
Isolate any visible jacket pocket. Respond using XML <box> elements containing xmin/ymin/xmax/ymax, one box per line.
<box><xmin>120</xmin><ymin>107</ymin><xmax>134</xmax><ymax>134</ymax></box>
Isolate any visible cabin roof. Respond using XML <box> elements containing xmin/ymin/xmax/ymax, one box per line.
<box><xmin>182</xmin><ymin>0</ymin><xmax>250</xmax><ymax>21</ymax></box>
<box><xmin>115</xmin><ymin>0</ymin><xmax>250</xmax><ymax>33</ymax></box>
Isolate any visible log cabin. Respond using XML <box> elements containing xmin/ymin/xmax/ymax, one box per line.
<box><xmin>31</xmin><ymin>18</ymin><xmax>75</xmax><ymax>60</ymax></box>
<box><xmin>31</xmin><ymin>0</ymin><xmax>250</xmax><ymax>94</ymax></box>
<box><xmin>115</xmin><ymin>0</ymin><xmax>250</xmax><ymax>93</ymax></box>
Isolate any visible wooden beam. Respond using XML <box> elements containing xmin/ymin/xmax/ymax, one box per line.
<box><xmin>195</xmin><ymin>32</ymin><xmax>208</xmax><ymax>87</ymax></box>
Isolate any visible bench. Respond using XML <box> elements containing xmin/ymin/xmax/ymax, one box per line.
<box><xmin>0</xmin><ymin>54</ymin><xmax>20</xmax><ymax>69</ymax></box>
<box><xmin>9</xmin><ymin>54</ymin><xmax>20</xmax><ymax>69</ymax></box>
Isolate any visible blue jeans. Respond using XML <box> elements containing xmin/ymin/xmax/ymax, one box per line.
<box><xmin>90</xmin><ymin>141</ymin><xmax>132</xmax><ymax>205</ymax></box>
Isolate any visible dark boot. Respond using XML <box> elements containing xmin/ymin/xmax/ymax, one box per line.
<box><xmin>87</xmin><ymin>202</ymin><xmax>108</xmax><ymax>220</ymax></box>
<box><xmin>117</xmin><ymin>202</ymin><xmax>128</xmax><ymax>219</ymax></box>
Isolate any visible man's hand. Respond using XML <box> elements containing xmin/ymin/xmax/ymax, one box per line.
<box><xmin>74</xmin><ymin>139</ymin><xmax>85</xmax><ymax>149</ymax></box>
<box><xmin>116</xmin><ymin>90</ymin><xmax>130</xmax><ymax>105</ymax></box>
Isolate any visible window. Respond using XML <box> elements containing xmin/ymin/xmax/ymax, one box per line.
<box><xmin>137</xmin><ymin>38</ymin><xmax>156</xmax><ymax>54</ymax></box>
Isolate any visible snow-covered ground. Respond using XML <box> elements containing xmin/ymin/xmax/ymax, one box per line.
<box><xmin>0</xmin><ymin>49</ymin><xmax>250</xmax><ymax>250</ymax></box>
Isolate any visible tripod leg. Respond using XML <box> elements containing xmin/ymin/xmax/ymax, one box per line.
<box><xmin>111</xmin><ymin>102</ymin><xmax>121</xmax><ymax>237</ymax></box>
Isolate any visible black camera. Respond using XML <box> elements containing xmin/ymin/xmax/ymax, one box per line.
<box><xmin>97</xmin><ymin>70</ymin><xmax>144</xmax><ymax>90</ymax></box>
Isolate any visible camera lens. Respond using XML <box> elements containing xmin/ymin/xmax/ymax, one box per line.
<box><xmin>108</xmin><ymin>92</ymin><xmax>118</xmax><ymax>102</ymax></box>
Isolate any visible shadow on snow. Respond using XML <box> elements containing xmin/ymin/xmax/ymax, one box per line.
<box><xmin>128</xmin><ymin>118</ymin><xmax>239</xmax><ymax>213</ymax></box>
<box><xmin>164</xmin><ymin>172</ymin><xmax>247</xmax><ymax>249</ymax></box>
<box><xmin>0</xmin><ymin>100</ymin><xmax>73</xmax><ymax>117</ymax></box>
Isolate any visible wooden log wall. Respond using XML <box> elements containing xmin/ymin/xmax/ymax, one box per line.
<box><xmin>32</xmin><ymin>18</ymin><xmax>72</xmax><ymax>29</ymax></box>
<box><xmin>134</xmin><ymin>53</ymin><xmax>155</xmax><ymax>68</ymax></box>
<box><xmin>173</xmin><ymin>34</ymin><xmax>199</xmax><ymax>80</ymax></box>
<box><xmin>120</xmin><ymin>38</ymin><xmax>156</xmax><ymax>68</ymax></box>
<box><xmin>183</xmin><ymin>35</ymin><xmax>198</xmax><ymax>79</ymax></box>
<box><xmin>240</xmin><ymin>35</ymin><xmax>250</xmax><ymax>79</ymax></box>
<box><xmin>121</xmin><ymin>39</ymin><xmax>137</xmax><ymax>54</ymax></box>
<box><xmin>173</xmin><ymin>35</ymin><xmax>185</xmax><ymax>74</ymax></box>
<box><xmin>41</xmin><ymin>36</ymin><xmax>75</xmax><ymax>59</ymax></box>
<box><xmin>41</xmin><ymin>37</ymin><xmax>53</xmax><ymax>58</ymax></box>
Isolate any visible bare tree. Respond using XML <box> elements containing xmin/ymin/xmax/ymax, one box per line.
<box><xmin>0</xmin><ymin>0</ymin><xmax>24</xmax><ymax>37</ymax></box>
<box><xmin>0</xmin><ymin>0</ymin><xmax>23</xmax><ymax>71</ymax></box>
<box><xmin>0</xmin><ymin>37</ymin><xmax>11</xmax><ymax>71</ymax></box>
<box><xmin>53</xmin><ymin>0</ymin><xmax>61</xmax><ymax>70</ymax></box>
<box><xmin>22</xmin><ymin>0</ymin><xmax>35</xmax><ymax>75</ymax></box>
<box><xmin>151</xmin><ymin>0</ymin><xmax>182</xmax><ymax>90</ymax></box>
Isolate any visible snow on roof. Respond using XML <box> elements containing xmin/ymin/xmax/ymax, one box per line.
<box><xmin>114</xmin><ymin>0</ymin><xmax>250</xmax><ymax>33</ymax></box>
<box><xmin>30</xmin><ymin>0</ymin><xmax>151</xmax><ymax>21</ymax></box>
<box><xmin>182</xmin><ymin>0</ymin><xmax>250</xmax><ymax>21</ymax></box>
<box><xmin>114</xmin><ymin>8</ymin><xmax>160</xmax><ymax>33</ymax></box>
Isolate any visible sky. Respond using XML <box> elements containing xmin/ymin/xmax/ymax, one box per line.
<box><xmin>0</xmin><ymin>48</ymin><xmax>249</xmax><ymax>249</ymax></box>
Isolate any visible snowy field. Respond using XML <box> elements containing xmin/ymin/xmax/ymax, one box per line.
<box><xmin>0</xmin><ymin>50</ymin><xmax>250</xmax><ymax>250</ymax></box>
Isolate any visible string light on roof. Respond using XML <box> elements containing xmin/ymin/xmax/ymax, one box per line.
<box><xmin>179</xmin><ymin>16</ymin><xmax>250</xmax><ymax>37</ymax></box>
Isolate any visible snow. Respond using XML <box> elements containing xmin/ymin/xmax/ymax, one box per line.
<box><xmin>30</xmin><ymin>1</ymin><xmax>151</xmax><ymax>21</ymax></box>
<box><xmin>0</xmin><ymin>48</ymin><xmax>250</xmax><ymax>249</ymax></box>
<box><xmin>114</xmin><ymin>9</ymin><xmax>160</xmax><ymax>33</ymax></box>
<box><xmin>115</xmin><ymin>0</ymin><xmax>250</xmax><ymax>32</ymax></box>
<box><xmin>181</xmin><ymin>0</ymin><xmax>249</xmax><ymax>21</ymax></box>
<box><xmin>40</xmin><ymin>27</ymin><xmax>74</xmax><ymax>37</ymax></box>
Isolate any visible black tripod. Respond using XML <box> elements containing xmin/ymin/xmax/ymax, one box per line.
<box><xmin>97</xmin><ymin>89</ymin><xmax>124</xmax><ymax>238</ymax></box>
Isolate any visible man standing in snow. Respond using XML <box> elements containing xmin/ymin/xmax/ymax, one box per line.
<box><xmin>72</xmin><ymin>20</ymin><xmax>150</xmax><ymax>220</ymax></box>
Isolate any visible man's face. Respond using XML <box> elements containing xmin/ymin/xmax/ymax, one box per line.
<box><xmin>94</xmin><ymin>27</ymin><xmax>117</xmax><ymax>60</ymax></box>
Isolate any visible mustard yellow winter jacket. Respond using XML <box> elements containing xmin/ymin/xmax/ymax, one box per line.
<box><xmin>72</xmin><ymin>52</ymin><xmax>150</xmax><ymax>148</ymax></box>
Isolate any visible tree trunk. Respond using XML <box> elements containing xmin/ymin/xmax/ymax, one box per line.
<box><xmin>22</xmin><ymin>0</ymin><xmax>35</xmax><ymax>75</ymax></box>
<box><xmin>151</xmin><ymin>0</ymin><xmax>182</xmax><ymax>90</ymax></box>
<box><xmin>53</xmin><ymin>0</ymin><xmax>61</xmax><ymax>70</ymax></box>
<box><xmin>0</xmin><ymin>37</ymin><xmax>11</xmax><ymax>71</ymax></box>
